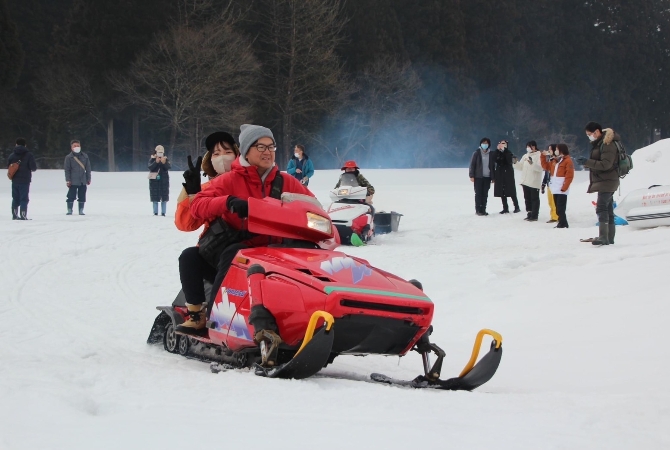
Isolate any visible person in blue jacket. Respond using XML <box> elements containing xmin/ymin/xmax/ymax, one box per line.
<box><xmin>286</xmin><ymin>144</ymin><xmax>314</xmax><ymax>186</ymax></box>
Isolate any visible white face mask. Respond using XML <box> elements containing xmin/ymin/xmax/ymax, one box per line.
<box><xmin>554</xmin><ymin>150</ymin><xmax>560</xmax><ymax>157</ymax></box>
<box><xmin>294</xmin><ymin>153</ymin><xmax>301</xmax><ymax>159</ymax></box>
<box><xmin>211</xmin><ymin>154</ymin><xmax>236</xmax><ymax>174</ymax></box>
<box><xmin>156</xmin><ymin>153</ymin><xmax>164</xmax><ymax>158</ymax></box>
<box><xmin>72</xmin><ymin>147</ymin><xmax>81</xmax><ymax>153</ymax></box>
<box><xmin>526</xmin><ymin>147</ymin><xmax>531</xmax><ymax>153</ymax></box>
<box><xmin>588</xmin><ymin>134</ymin><xmax>597</xmax><ymax>142</ymax></box>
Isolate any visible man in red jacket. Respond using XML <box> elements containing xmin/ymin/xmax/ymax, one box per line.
<box><xmin>178</xmin><ymin>124</ymin><xmax>312</xmax><ymax>337</ymax></box>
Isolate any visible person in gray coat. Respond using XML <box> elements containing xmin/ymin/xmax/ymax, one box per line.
<box><xmin>64</xmin><ymin>140</ymin><xmax>92</xmax><ymax>215</ymax></box>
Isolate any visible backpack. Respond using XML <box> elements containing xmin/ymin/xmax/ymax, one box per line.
<box><xmin>613</xmin><ymin>141</ymin><xmax>633</xmax><ymax>179</ymax></box>
<box><xmin>7</xmin><ymin>160</ymin><xmax>21</xmax><ymax>180</ymax></box>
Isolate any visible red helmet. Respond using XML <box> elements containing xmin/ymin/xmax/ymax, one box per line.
<box><xmin>341</xmin><ymin>160</ymin><xmax>359</xmax><ymax>170</ymax></box>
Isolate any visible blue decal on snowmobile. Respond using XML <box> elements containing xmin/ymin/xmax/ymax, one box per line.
<box><xmin>320</xmin><ymin>256</ymin><xmax>373</xmax><ymax>284</ymax></box>
<box><xmin>211</xmin><ymin>288</ymin><xmax>253</xmax><ymax>341</ymax></box>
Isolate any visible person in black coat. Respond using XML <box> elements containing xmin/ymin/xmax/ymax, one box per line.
<box><xmin>7</xmin><ymin>138</ymin><xmax>37</xmax><ymax>220</ymax></box>
<box><xmin>468</xmin><ymin>137</ymin><xmax>496</xmax><ymax>215</ymax></box>
<box><xmin>148</xmin><ymin>145</ymin><xmax>171</xmax><ymax>216</ymax></box>
<box><xmin>493</xmin><ymin>140</ymin><xmax>520</xmax><ymax>214</ymax></box>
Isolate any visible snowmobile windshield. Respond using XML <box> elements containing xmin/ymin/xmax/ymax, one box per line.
<box><xmin>339</xmin><ymin>173</ymin><xmax>359</xmax><ymax>187</ymax></box>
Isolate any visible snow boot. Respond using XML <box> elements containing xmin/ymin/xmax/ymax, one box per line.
<box><xmin>592</xmin><ymin>223</ymin><xmax>610</xmax><ymax>246</ymax></box>
<box><xmin>249</xmin><ymin>305</ymin><xmax>281</xmax><ymax>367</ymax></box>
<box><xmin>18</xmin><ymin>206</ymin><xmax>29</xmax><ymax>220</ymax></box>
<box><xmin>78</xmin><ymin>202</ymin><xmax>85</xmax><ymax>215</ymax></box>
<box><xmin>608</xmin><ymin>223</ymin><xmax>616</xmax><ymax>245</ymax></box>
<box><xmin>11</xmin><ymin>207</ymin><xmax>18</xmax><ymax>220</ymax></box>
<box><xmin>66</xmin><ymin>202</ymin><xmax>73</xmax><ymax>215</ymax></box>
<box><xmin>350</xmin><ymin>233</ymin><xmax>365</xmax><ymax>246</ymax></box>
<box><xmin>175</xmin><ymin>303</ymin><xmax>207</xmax><ymax>335</ymax></box>
<box><xmin>499</xmin><ymin>209</ymin><xmax>509</xmax><ymax>214</ymax></box>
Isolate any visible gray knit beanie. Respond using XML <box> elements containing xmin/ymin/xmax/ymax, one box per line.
<box><xmin>239</xmin><ymin>124</ymin><xmax>274</xmax><ymax>159</ymax></box>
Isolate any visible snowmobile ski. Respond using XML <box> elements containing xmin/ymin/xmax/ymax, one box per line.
<box><xmin>372</xmin><ymin>336</ymin><xmax>503</xmax><ymax>391</ymax></box>
<box><xmin>255</xmin><ymin>325</ymin><xmax>335</xmax><ymax>380</ymax></box>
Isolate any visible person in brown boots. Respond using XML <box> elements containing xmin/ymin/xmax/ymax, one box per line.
<box><xmin>575</xmin><ymin>122</ymin><xmax>621</xmax><ymax>246</ymax></box>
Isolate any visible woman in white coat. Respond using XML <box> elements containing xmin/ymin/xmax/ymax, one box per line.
<box><xmin>513</xmin><ymin>140</ymin><xmax>544</xmax><ymax>221</ymax></box>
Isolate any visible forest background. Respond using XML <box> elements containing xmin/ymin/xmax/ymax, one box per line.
<box><xmin>2</xmin><ymin>0</ymin><xmax>669</xmax><ymax>171</ymax></box>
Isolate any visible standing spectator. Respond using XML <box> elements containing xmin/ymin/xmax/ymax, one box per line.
<box><xmin>469</xmin><ymin>137</ymin><xmax>495</xmax><ymax>216</ymax></box>
<box><xmin>287</xmin><ymin>144</ymin><xmax>314</xmax><ymax>186</ymax></box>
<box><xmin>7</xmin><ymin>138</ymin><xmax>37</xmax><ymax>220</ymax></box>
<box><xmin>575</xmin><ymin>123</ymin><xmax>621</xmax><ymax>246</ymax></box>
<box><xmin>541</xmin><ymin>144</ymin><xmax>574</xmax><ymax>228</ymax></box>
<box><xmin>64</xmin><ymin>140</ymin><xmax>91</xmax><ymax>216</ymax></box>
<box><xmin>543</xmin><ymin>144</ymin><xmax>559</xmax><ymax>223</ymax></box>
<box><xmin>514</xmin><ymin>140</ymin><xmax>544</xmax><ymax>221</ymax></box>
<box><xmin>494</xmin><ymin>140</ymin><xmax>520</xmax><ymax>214</ymax></box>
<box><xmin>148</xmin><ymin>145</ymin><xmax>171</xmax><ymax>216</ymax></box>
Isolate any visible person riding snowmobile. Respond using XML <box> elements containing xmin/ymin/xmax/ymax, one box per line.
<box><xmin>335</xmin><ymin>160</ymin><xmax>375</xmax><ymax>203</ymax></box>
<box><xmin>182</xmin><ymin>124</ymin><xmax>313</xmax><ymax>345</ymax></box>
<box><xmin>174</xmin><ymin>132</ymin><xmax>240</xmax><ymax>326</ymax></box>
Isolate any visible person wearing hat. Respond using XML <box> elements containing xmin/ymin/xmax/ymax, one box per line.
<box><xmin>335</xmin><ymin>160</ymin><xmax>375</xmax><ymax>204</ymax></box>
<box><xmin>174</xmin><ymin>132</ymin><xmax>240</xmax><ymax>322</ymax></box>
<box><xmin>175</xmin><ymin>131</ymin><xmax>240</xmax><ymax>232</ymax></box>
<box><xmin>148</xmin><ymin>145</ymin><xmax>171</xmax><ymax>216</ymax></box>
<box><xmin>179</xmin><ymin>124</ymin><xmax>313</xmax><ymax>346</ymax></box>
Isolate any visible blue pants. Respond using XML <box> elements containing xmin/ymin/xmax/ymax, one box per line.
<box><xmin>12</xmin><ymin>183</ymin><xmax>30</xmax><ymax>210</ymax></box>
<box><xmin>153</xmin><ymin>201</ymin><xmax>167</xmax><ymax>215</ymax></box>
<box><xmin>67</xmin><ymin>184</ymin><xmax>87</xmax><ymax>203</ymax></box>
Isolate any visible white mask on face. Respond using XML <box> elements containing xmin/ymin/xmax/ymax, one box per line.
<box><xmin>554</xmin><ymin>150</ymin><xmax>560</xmax><ymax>157</ymax></box>
<box><xmin>526</xmin><ymin>147</ymin><xmax>531</xmax><ymax>153</ymax></box>
<box><xmin>156</xmin><ymin>153</ymin><xmax>164</xmax><ymax>158</ymax></box>
<box><xmin>211</xmin><ymin>154</ymin><xmax>235</xmax><ymax>174</ymax></box>
<box><xmin>73</xmin><ymin>147</ymin><xmax>81</xmax><ymax>153</ymax></box>
<box><xmin>294</xmin><ymin>153</ymin><xmax>301</xmax><ymax>159</ymax></box>
<box><xmin>588</xmin><ymin>134</ymin><xmax>597</xmax><ymax>142</ymax></box>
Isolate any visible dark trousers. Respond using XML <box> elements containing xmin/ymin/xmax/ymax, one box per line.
<box><xmin>66</xmin><ymin>184</ymin><xmax>87</xmax><ymax>203</ymax></box>
<box><xmin>553</xmin><ymin>194</ymin><xmax>569</xmax><ymax>228</ymax></box>
<box><xmin>11</xmin><ymin>183</ymin><xmax>30</xmax><ymax>210</ymax></box>
<box><xmin>522</xmin><ymin>185</ymin><xmax>540</xmax><ymax>219</ymax></box>
<box><xmin>179</xmin><ymin>243</ymin><xmax>249</xmax><ymax>305</ymax></box>
<box><xmin>473</xmin><ymin>177</ymin><xmax>492</xmax><ymax>213</ymax></box>
<box><xmin>501</xmin><ymin>194</ymin><xmax>519</xmax><ymax>211</ymax></box>
<box><xmin>179</xmin><ymin>246</ymin><xmax>218</xmax><ymax>306</ymax></box>
<box><xmin>596</xmin><ymin>192</ymin><xmax>615</xmax><ymax>224</ymax></box>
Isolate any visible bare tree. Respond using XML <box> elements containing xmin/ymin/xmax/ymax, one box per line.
<box><xmin>255</xmin><ymin>0</ymin><xmax>349</xmax><ymax>165</ymax></box>
<box><xmin>113</xmin><ymin>18</ymin><xmax>259</xmax><ymax>156</ymax></box>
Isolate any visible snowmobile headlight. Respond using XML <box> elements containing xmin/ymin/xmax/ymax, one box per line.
<box><xmin>306</xmin><ymin>212</ymin><xmax>332</xmax><ymax>234</ymax></box>
<box><xmin>337</xmin><ymin>188</ymin><xmax>349</xmax><ymax>195</ymax></box>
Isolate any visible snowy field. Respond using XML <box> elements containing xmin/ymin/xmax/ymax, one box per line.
<box><xmin>2</xmin><ymin>142</ymin><xmax>670</xmax><ymax>449</ymax></box>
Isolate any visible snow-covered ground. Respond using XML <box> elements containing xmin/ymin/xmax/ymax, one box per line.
<box><xmin>1</xmin><ymin>142</ymin><xmax>670</xmax><ymax>449</ymax></box>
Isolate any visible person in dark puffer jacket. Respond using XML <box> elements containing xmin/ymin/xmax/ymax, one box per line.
<box><xmin>148</xmin><ymin>145</ymin><xmax>171</xmax><ymax>216</ymax></box>
<box><xmin>7</xmin><ymin>138</ymin><xmax>37</xmax><ymax>220</ymax></box>
<box><xmin>575</xmin><ymin>122</ymin><xmax>621</xmax><ymax>246</ymax></box>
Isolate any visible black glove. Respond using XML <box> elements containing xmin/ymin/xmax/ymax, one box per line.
<box><xmin>541</xmin><ymin>186</ymin><xmax>546</xmax><ymax>194</ymax></box>
<box><xmin>182</xmin><ymin>155</ymin><xmax>203</xmax><ymax>195</ymax></box>
<box><xmin>227</xmin><ymin>196</ymin><xmax>249</xmax><ymax>219</ymax></box>
<box><xmin>575</xmin><ymin>157</ymin><xmax>587</xmax><ymax>166</ymax></box>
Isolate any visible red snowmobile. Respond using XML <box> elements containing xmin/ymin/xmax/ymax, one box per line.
<box><xmin>148</xmin><ymin>193</ymin><xmax>503</xmax><ymax>390</ymax></box>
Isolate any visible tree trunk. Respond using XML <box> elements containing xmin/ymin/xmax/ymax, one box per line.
<box><xmin>132</xmin><ymin>112</ymin><xmax>140</xmax><ymax>170</ymax></box>
<box><xmin>107</xmin><ymin>118</ymin><xmax>115</xmax><ymax>172</ymax></box>
<box><xmin>170</xmin><ymin>123</ymin><xmax>177</xmax><ymax>153</ymax></box>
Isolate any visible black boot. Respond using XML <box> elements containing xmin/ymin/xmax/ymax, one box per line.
<box><xmin>249</xmin><ymin>305</ymin><xmax>281</xmax><ymax>366</ymax></box>
<box><xmin>608</xmin><ymin>224</ymin><xmax>616</xmax><ymax>245</ymax></box>
<box><xmin>18</xmin><ymin>206</ymin><xmax>29</xmax><ymax>220</ymax></box>
<box><xmin>66</xmin><ymin>202</ymin><xmax>73</xmax><ymax>215</ymax></box>
<box><xmin>592</xmin><ymin>223</ymin><xmax>610</xmax><ymax>246</ymax></box>
<box><xmin>11</xmin><ymin>207</ymin><xmax>18</xmax><ymax>220</ymax></box>
<box><xmin>78</xmin><ymin>202</ymin><xmax>85</xmax><ymax>215</ymax></box>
